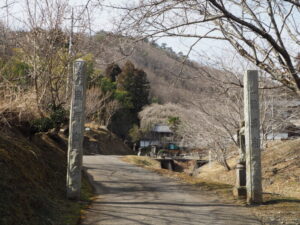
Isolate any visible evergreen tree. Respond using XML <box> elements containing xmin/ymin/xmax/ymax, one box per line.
<box><xmin>110</xmin><ymin>61</ymin><xmax>150</xmax><ymax>139</ymax></box>
<box><xmin>117</xmin><ymin>61</ymin><xmax>150</xmax><ymax>113</ymax></box>
<box><xmin>105</xmin><ymin>63</ymin><xmax>122</xmax><ymax>82</ymax></box>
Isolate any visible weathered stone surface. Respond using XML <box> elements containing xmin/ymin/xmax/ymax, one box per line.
<box><xmin>234</xmin><ymin>123</ymin><xmax>247</xmax><ymax>199</ymax></box>
<box><xmin>233</xmin><ymin>186</ymin><xmax>247</xmax><ymax>199</ymax></box>
<box><xmin>66</xmin><ymin>59</ymin><xmax>87</xmax><ymax>200</ymax></box>
<box><xmin>244</xmin><ymin>70</ymin><xmax>262</xmax><ymax>204</ymax></box>
<box><xmin>233</xmin><ymin>163</ymin><xmax>247</xmax><ymax>199</ymax></box>
<box><xmin>236</xmin><ymin>163</ymin><xmax>246</xmax><ymax>187</ymax></box>
<box><xmin>238</xmin><ymin>122</ymin><xmax>246</xmax><ymax>163</ymax></box>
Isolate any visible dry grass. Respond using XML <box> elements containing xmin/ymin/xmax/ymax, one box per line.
<box><xmin>253</xmin><ymin>194</ymin><xmax>300</xmax><ymax>225</ymax></box>
<box><xmin>262</xmin><ymin>139</ymin><xmax>300</xmax><ymax>198</ymax></box>
<box><xmin>196</xmin><ymin>139</ymin><xmax>300</xmax><ymax>224</ymax></box>
<box><xmin>84</xmin><ymin>123</ymin><xmax>133</xmax><ymax>155</ymax></box>
<box><xmin>122</xmin><ymin>155</ymin><xmax>161</xmax><ymax>169</ymax></box>
<box><xmin>0</xmin><ymin>126</ymin><xmax>94</xmax><ymax>225</ymax></box>
<box><xmin>197</xmin><ymin>158</ymin><xmax>237</xmax><ymax>185</ymax></box>
<box><xmin>197</xmin><ymin>139</ymin><xmax>300</xmax><ymax>199</ymax></box>
<box><xmin>0</xmin><ymin>91</ymin><xmax>40</xmax><ymax>126</ymax></box>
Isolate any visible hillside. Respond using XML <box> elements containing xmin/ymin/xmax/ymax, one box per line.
<box><xmin>0</xmin><ymin>123</ymin><xmax>132</xmax><ymax>225</ymax></box>
<box><xmin>84</xmin><ymin>123</ymin><xmax>134</xmax><ymax>155</ymax></box>
<box><xmin>0</xmin><ymin>126</ymin><xmax>70</xmax><ymax>225</ymax></box>
<box><xmin>89</xmin><ymin>33</ymin><xmax>221</xmax><ymax>105</ymax></box>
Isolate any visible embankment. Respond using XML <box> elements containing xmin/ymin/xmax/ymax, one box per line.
<box><xmin>0</xmin><ymin>123</ymin><xmax>132</xmax><ymax>225</ymax></box>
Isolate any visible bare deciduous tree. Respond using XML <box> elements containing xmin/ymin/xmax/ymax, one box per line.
<box><xmin>16</xmin><ymin>0</ymin><xmax>94</xmax><ymax>113</ymax></box>
<box><xmin>116</xmin><ymin>0</ymin><xmax>300</xmax><ymax>95</ymax></box>
<box><xmin>138</xmin><ymin>52</ymin><xmax>299</xmax><ymax>170</ymax></box>
<box><xmin>86</xmin><ymin>87</ymin><xmax>120</xmax><ymax>127</ymax></box>
<box><xmin>0</xmin><ymin>0</ymin><xmax>96</xmax><ymax>123</ymax></box>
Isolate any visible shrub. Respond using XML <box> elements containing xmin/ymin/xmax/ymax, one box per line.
<box><xmin>31</xmin><ymin>105</ymin><xmax>67</xmax><ymax>133</ymax></box>
<box><xmin>49</xmin><ymin>105</ymin><xmax>67</xmax><ymax>126</ymax></box>
<box><xmin>31</xmin><ymin>117</ymin><xmax>54</xmax><ymax>133</ymax></box>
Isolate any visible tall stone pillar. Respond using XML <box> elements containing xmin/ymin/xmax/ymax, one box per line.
<box><xmin>244</xmin><ymin>70</ymin><xmax>262</xmax><ymax>204</ymax></box>
<box><xmin>66</xmin><ymin>59</ymin><xmax>87</xmax><ymax>200</ymax></box>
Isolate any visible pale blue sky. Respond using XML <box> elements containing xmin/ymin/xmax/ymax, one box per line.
<box><xmin>1</xmin><ymin>0</ymin><xmax>227</xmax><ymax>61</ymax></box>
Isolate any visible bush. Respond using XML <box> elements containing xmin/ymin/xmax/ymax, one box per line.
<box><xmin>31</xmin><ymin>117</ymin><xmax>54</xmax><ymax>133</ymax></box>
<box><xmin>31</xmin><ymin>105</ymin><xmax>67</xmax><ymax>133</ymax></box>
<box><xmin>50</xmin><ymin>106</ymin><xmax>67</xmax><ymax>126</ymax></box>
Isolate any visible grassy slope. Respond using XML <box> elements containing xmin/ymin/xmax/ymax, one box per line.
<box><xmin>84</xmin><ymin>123</ymin><xmax>133</xmax><ymax>155</ymax></box>
<box><xmin>197</xmin><ymin>139</ymin><xmax>300</xmax><ymax>199</ymax></box>
<box><xmin>0</xmin><ymin>127</ymin><xmax>93</xmax><ymax>225</ymax></box>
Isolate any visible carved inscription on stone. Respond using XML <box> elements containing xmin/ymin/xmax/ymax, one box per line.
<box><xmin>73</xmin><ymin>112</ymin><xmax>81</xmax><ymax>124</ymax></box>
<box><xmin>75</xmin><ymin>90</ymin><xmax>82</xmax><ymax>99</ymax></box>
<box><xmin>67</xmin><ymin>59</ymin><xmax>87</xmax><ymax>200</ymax></box>
<box><xmin>252</xmin><ymin>138</ymin><xmax>260</xmax><ymax>149</ymax></box>
<box><xmin>251</xmin><ymin>118</ymin><xmax>259</xmax><ymax>128</ymax></box>
<box><xmin>244</xmin><ymin>70</ymin><xmax>262</xmax><ymax>204</ymax></box>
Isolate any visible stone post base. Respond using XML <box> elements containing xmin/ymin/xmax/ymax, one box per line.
<box><xmin>233</xmin><ymin>162</ymin><xmax>247</xmax><ymax>199</ymax></box>
<box><xmin>233</xmin><ymin>186</ymin><xmax>247</xmax><ymax>199</ymax></box>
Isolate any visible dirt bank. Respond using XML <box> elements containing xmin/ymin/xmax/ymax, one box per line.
<box><xmin>0</xmin><ymin>123</ymin><xmax>132</xmax><ymax>225</ymax></box>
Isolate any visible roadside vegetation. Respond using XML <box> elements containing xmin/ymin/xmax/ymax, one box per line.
<box><xmin>63</xmin><ymin>174</ymin><xmax>94</xmax><ymax>225</ymax></box>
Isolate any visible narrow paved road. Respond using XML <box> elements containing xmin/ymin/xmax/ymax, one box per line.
<box><xmin>82</xmin><ymin>155</ymin><xmax>261</xmax><ymax>225</ymax></box>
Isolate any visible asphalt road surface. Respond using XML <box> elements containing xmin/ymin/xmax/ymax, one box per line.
<box><xmin>82</xmin><ymin>155</ymin><xmax>261</xmax><ymax>225</ymax></box>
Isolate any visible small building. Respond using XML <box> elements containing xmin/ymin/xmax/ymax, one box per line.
<box><xmin>139</xmin><ymin>124</ymin><xmax>173</xmax><ymax>148</ymax></box>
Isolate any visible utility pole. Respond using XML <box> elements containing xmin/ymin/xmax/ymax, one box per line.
<box><xmin>66</xmin><ymin>7</ymin><xmax>74</xmax><ymax>101</ymax></box>
<box><xmin>33</xmin><ymin>0</ymin><xmax>41</xmax><ymax>114</ymax></box>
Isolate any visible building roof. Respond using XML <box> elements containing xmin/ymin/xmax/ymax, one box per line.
<box><xmin>152</xmin><ymin>125</ymin><xmax>172</xmax><ymax>133</ymax></box>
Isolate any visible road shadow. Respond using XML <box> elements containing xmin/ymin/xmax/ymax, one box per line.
<box><xmin>263</xmin><ymin>198</ymin><xmax>300</xmax><ymax>205</ymax></box>
<box><xmin>82</xmin><ymin>156</ymin><xmax>261</xmax><ymax>225</ymax></box>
